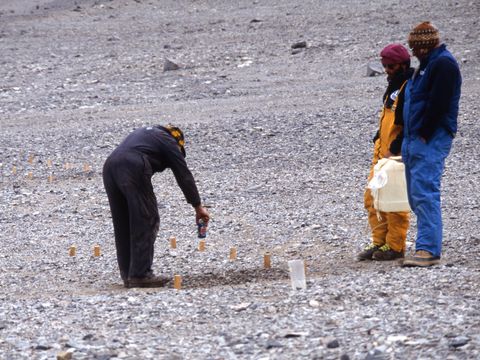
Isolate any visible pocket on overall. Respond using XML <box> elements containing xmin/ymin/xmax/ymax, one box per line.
<box><xmin>431</xmin><ymin>127</ymin><xmax>453</xmax><ymax>159</ymax></box>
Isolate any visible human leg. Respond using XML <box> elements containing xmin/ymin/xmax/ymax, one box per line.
<box><xmin>103</xmin><ymin>163</ymin><xmax>131</xmax><ymax>281</ymax></box>
<box><xmin>402</xmin><ymin>130</ymin><xmax>452</xmax><ymax>266</ymax></box>
<box><xmin>125</xmin><ymin>177</ymin><xmax>160</xmax><ymax>278</ymax></box>
<box><xmin>372</xmin><ymin>211</ymin><xmax>409</xmax><ymax>260</ymax></box>
<box><xmin>358</xmin><ymin>188</ymin><xmax>388</xmax><ymax>260</ymax></box>
<box><xmin>385</xmin><ymin>211</ymin><xmax>410</xmax><ymax>253</ymax></box>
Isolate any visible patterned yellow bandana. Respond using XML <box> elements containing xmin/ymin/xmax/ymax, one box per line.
<box><xmin>165</xmin><ymin>124</ymin><xmax>186</xmax><ymax>156</ymax></box>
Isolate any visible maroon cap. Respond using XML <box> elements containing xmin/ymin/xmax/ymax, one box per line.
<box><xmin>380</xmin><ymin>44</ymin><xmax>410</xmax><ymax>65</ymax></box>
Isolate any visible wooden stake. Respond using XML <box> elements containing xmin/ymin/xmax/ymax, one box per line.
<box><xmin>27</xmin><ymin>172</ymin><xmax>33</xmax><ymax>180</ymax></box>
<box><xmin>69</xmin><ymin>245</ymin><xmax>76</xmax><ymax>257</ymax></box>
<box><xmin>264</xmin><ymin>252</ymin><xmax>271</xmax><ymax>268</ymax></box>
<box><xmin>46</xmin><ymin>159</ymin><xmax>52</xmax><ymax>167</ymax></box>
<box><xmin>169</xmin><ymin>236</ymin><xmax>177</xmax><ymax>249</ymax></box>
<box><xmin>198</xmin><ymin>239</ymin><xmax>206</xmax><ymax>251</ymax></box>
<box><xmin>93</xmin><ymin>244</ymin><xmax>101</xmax><ymax>257</ymax></box>
<box><xmin>56</xmin><ymin>350</ymin><xmax>73</xmax><ymax>360</ymax></box>
<box><xmin>12</xmin><ymin>166</ymin><xmax>17</xmax><ymax>175</ymax></box>
<box><xmin>48</xmin><ymin>174</ymin><xmax>54</xmax><ymax>183</ymax></box>
<box><xmin>229</xmin><ymin>247</ymin><xmax>237</xmax><ymax>260</ymax></box>
<box><xmin>28</xmin><ymin>155</ymin><xmax>34</xmax><ymax>164</ymax></box>
<box><xmin>174</xmin><ymin>274</ymin><xmax>182</xmax><ymax>290</ymax></box>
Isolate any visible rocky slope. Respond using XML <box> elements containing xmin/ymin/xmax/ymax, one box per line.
<box><xmin>0</xmin><ymin>0</ymin><xmax>479</xmax><ymax>359</ymax></box>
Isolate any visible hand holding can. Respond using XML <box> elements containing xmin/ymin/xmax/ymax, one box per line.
<box><xmin>194</xmin><ymin>205</ymin><xmax>210</xmax><ymax>239</ymax></box>
<box><xmin>197</xmin><ymin>218</ymin><xmax>207</xmax><ymax>238</ymax></box>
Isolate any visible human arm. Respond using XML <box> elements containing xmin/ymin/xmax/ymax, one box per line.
<box><xmin>388</xmin><ymin>133</ymin><xmax>403</xmax><ymax>156</ymax></box>
<box><xmin>388</xmin><ymin>80</ymin><xmax>407</xmax><ymax>155</ymax></box>
<box><xmin>419</xmin><ymin>56</ymin><xmax>461</xmax><ymax>141</ymax></box>
<box><xmin>163</xmin><ymin>142</ymin><xmax>202</xmax><ymax>207</ymax></box>
<box><xmin>194</xmin><ymin>205</ymin><xmax>210</xmax><ymax>225</ymax></box>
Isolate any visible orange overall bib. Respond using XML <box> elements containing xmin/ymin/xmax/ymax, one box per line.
<box><xmin>364</xmin><ymin>84</ymin><xmax>410</xmax><ymax>253</ymax></box>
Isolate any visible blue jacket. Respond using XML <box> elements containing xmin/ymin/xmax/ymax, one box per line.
<box><xmin>403</xmin><ymin>44</ymin><xmax>462</xmax><ymax>140</ymax></box>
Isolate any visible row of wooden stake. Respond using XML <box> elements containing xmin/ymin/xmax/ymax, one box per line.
<box><xmin>10</xmin><ymin>163</ymin><xmax>92</xmax><ymax>178</ymax></box>
<box><xmin>169</xmin><ymin>236</ymin><xmax>272</xmax><ymax>267</ymax></box>
<box><xmin>69</xmin><ymin>244</ymin><xmax>101</xmax><ymax>257</ymax></box>
<box><xmin>67</xmin><ymin>240</ymin><xmax>273</xmax><ymax>291</ymax></box>
<box><xmin>26</xmin><ymin>154</ymin><xmax>90</xmax><ymax>169</ymax></box>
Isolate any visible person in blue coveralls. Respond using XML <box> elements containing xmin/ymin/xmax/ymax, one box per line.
<box><xmin>401</xmin><ymin>22</ymin><xmax>462</xmax><ymax>267</ymax></box>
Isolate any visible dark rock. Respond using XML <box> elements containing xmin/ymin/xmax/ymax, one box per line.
<box><xmin>265</xmin><ymin>340</ymin><xmax>283</xmax><ymax>349</ymax></box>
<box><xmin>164</xmin><ymin>59</ymin><xmax>180</xmax><ymax>71</ymax></box>
<box><xmin>83</xmin><ymin>333</ymin><xmax>95</xmax><ymax>340</ymax></box>
<box><xmin>327</xmin><ymin>339</ymin><xmax>340</xmax><ymax>348</ymax></box>
<box><xmin>292</xmin><ymin>41</ymin><xmax>307</xmax><ymax>49</ymax></box>
<box><xmin>35</xmin><ymin>344</ymin><xmax>52</xmax><ymax>350</ymax></box>
<box><xmin>366</xmin><ymin>61</ymin><xmax>383</xmax><ymax>76</ymax></box>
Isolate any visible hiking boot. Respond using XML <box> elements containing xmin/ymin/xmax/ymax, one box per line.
<box><xmin>401</xmin><ymin>250</ymin><xmax>440</xmax><ymax>267</ymax></box>
<box><xmin>357</xmin><ymin>243</ymin><xmax>381</xmax><ymax>261</ymax></box>
<box><xmin>372</xmin><ymin>244</ymin><xmax>404</xmax><ymax>261</ymax></box>
<box><xmin>125</xmin><ymin>273</ymin><xmax>169</xmax><ymax>288</ymax></box>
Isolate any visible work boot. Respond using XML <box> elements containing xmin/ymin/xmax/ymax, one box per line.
<box><xmin>125</xmin><ymin>273</ymin><xmax>169</xmax><ymax>288</ymax></box>
<box><xmin>372</xmin><ymin>244</ymin><xmax>404</xmax><ymax>261</ymax></box>
<box><xmin>401</xmin><ymin>250</ymin><xmax>440</xmax><ymax>267</ymax></box>
<box><xmin>357</xmin><ymin>243</ymin><xmax>381</xmax><ymax>261</ymax></box>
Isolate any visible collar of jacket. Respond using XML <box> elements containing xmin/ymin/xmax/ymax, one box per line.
<box><xmin>383</xmin><ymin>68</ymin><xmax>414</xmax><ymax>108</ymax></box>
<box><xmin>419</xmin><ymin>44</ymin><xmax>447</xmax><ymax>69</ymax></box>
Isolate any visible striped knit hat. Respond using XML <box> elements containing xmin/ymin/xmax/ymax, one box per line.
<box><xmin>408</xmin><ymin>21</ymin><xmax>440</xmax><ymax>56</ymax></box>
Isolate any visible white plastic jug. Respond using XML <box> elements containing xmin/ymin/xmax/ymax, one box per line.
<box><xmin>368</xmin><ymin>156</ymin><xmax>411</xmax><ymax>212</ymax></box>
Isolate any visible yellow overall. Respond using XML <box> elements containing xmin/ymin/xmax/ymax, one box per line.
<box><xmin>364</xmin><ymin>84</ymin><xmax>410</xmax><ymax>253</ymax></box>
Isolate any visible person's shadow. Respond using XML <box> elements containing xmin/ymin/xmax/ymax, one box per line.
<box><xmin>179</xmin><ymin>267</ymin><xmax>289</xmax><ymax>289</ymax></box>
<box><xmin>108</xmin><ymin>267</ymin><xmax>289</xmax><ymax>291</ymax></box>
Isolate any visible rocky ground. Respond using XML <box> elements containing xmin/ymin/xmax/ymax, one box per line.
<box><xmin>1</xmin><ymin>0</ymin><xmax>479</xmax><ymax>359</ymax></box>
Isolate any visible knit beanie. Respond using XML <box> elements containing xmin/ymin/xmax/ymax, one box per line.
<box><xmin>380</xmin><ymin>44</ymin><xmax>410</xmax><ymax>65</ymax></box>
<box><xmin>408</xmin><ymin>21</ymin><xmax>440</xmax><ymax>55</ymax></box>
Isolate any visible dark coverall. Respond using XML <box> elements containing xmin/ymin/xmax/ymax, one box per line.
<box><xmin>103</xmin><ymin>126</ymin><xmax>201</xmax><ymax>280</ymax></box>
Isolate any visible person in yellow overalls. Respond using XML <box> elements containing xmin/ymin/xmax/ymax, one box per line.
<box><xmin>358</xmin><ymin>44</ymin><xmax>414</xmax><ymax>261</ymax></box>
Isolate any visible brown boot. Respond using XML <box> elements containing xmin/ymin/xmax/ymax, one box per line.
<box><xmin>401</xmin><ymin>250</ymin><xmax>440</xmax><ymax>267</ymax></box>
<box><xmin>372</xmin><ymin>244</ymin><xmax>404</xmax><ymax>261</ymax></box>
<box><xmin>125</xmin><ymin>273</ymin><xmax>169</xmax><ymax>288</ymax></box>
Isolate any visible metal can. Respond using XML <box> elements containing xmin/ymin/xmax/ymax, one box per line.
<box><xmin>197</xmin><ymin>219</ymin><xmax>207</xmax><ymax>238</ymax></box>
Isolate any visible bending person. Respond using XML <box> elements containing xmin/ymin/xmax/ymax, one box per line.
<box><xmin>103</xmin><ymin>124</ymin><xmax>210</xmax><ymax>287</ymax></box>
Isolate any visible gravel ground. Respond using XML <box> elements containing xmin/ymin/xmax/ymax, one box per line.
<box><xmin>1</xmin><ymin>0</ymin><xmax>479</xmax><ymax>359</ymax></box>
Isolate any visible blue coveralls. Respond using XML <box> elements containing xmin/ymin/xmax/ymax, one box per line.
<box><xmin>402</xmin><ymin>45</ymin><xmax>461</xmax><ymax>257</ymax></box>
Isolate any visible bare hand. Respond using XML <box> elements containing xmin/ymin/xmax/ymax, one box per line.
<box><xmin>195</xmin><ymin>205</ymin><xmax>210</xmax><ymax>225</ymax></box>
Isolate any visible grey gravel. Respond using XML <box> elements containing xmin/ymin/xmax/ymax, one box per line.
<box><xmin>1</xmin><ymin>0</ymin><xmax>479</xmax><ymax>359</ymax></box>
